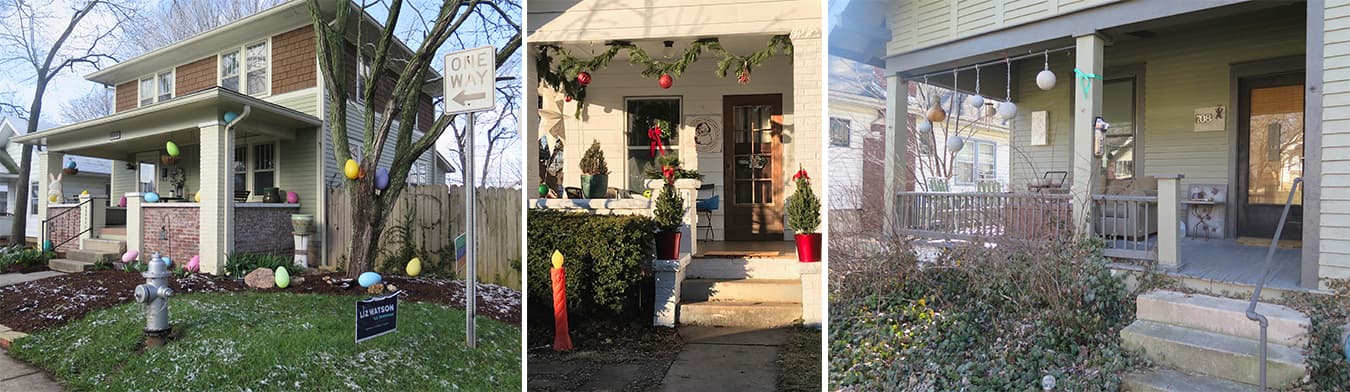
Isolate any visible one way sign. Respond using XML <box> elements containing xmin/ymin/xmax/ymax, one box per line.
<box><xmin>443</xmin><ymin>46</ymin><xmax>496</xmax><ymax>115</ymax></box>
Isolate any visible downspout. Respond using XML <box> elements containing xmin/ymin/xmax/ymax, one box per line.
<box><xmin>223</xmin><ymin>106</ymin><xmax>250</xmax><ymax>261</ymax></box>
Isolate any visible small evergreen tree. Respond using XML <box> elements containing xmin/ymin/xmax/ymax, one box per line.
<box><xmin>579</xmin><ymin>140</ymin><xmax>609</xmax><ymax>175</ymax></box>
<box><xmin>786</xmin><ymin>167</ymin><xmax>820</xmax><ymax>234</ymax></box>
<box><xmin>653</xmin><ymin>184</ymin><xmax>684</xmax><ymax>232</ymax></box>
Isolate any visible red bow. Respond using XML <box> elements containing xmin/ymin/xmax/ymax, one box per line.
<box><xmin>792</xmin><ymin>167</ymin><xmax>810</xmax><ymax>181</ymax></box>
<box><xmin>661</xmin><ymin>165</ymin><xmax>675</xmax><ymax>183</ymax></box>
<box><xmin>648</xmin><ymin>126</ymin><xmax>666</xmax><ymax>158</ymax></box>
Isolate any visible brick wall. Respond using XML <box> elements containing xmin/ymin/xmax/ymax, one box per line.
<box><xmin>272</xmin><ymin>25</ymin><xmax>316</xmax><ymax>94</ymax></box>
<box><xmin>232</xmin><ymin>205</ymin><xmax>298</xmax><ymax>255</ymax></box>
<box><xmin>141</xmin><ymin>206</ymin><xmax>200</xmax><ymax>266</ymax></box>
<box><xmin>46</xmin><ymin>207</ymin><xmax>79</xmax><ymax>252</ymax></box>
<box><xmin>115</xmin><ymin>82</ymin><xmax>136</xmax><ymax>113</ymax></box>
<box><xmin>176</xmin><ymin>56</ymin><xmax>217</xmax><ymax>96</ymax></box>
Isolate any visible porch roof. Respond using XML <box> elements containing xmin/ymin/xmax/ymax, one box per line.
<box><xmin>13</xmin><ymin>88</ymin><xmax>320</xmax><ymax>161</ymax></box>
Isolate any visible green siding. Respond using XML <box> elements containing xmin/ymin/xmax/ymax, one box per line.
<box><xmin>1322</xmin><ymin>0</ymin><xmax>1350</xmax><ymax>282</ymax></box>
<box><xmin>280</xmin><ymin>127</ymin><xmax>319</xmax><ymax>217</ymax></box>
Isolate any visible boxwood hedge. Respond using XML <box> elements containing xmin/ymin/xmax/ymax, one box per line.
<box><xmin>527</xmin><ymin>210</ymin><xmax>656</xmax><ymax>328</ymax></box>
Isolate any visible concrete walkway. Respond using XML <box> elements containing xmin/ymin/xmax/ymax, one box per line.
<box><xmin>0</xmin><ymin>271</ymin><xmax>63</xmax><ymax>287</ymax></box>
<box><xmin>659</xmin><ymin>326</ymin><xmax>788</xmax><ymax>392</ymax></box>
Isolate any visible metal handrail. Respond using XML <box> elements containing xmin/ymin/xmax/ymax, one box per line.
<box><xmin>1246</xmin><ymin>176</ymin><xmax>1302</xmax><ymax>391</ymax></box>
<box><xmin>41</xmin><ymin>197</ymin><xmax>93</xmax><ymax>251</ymax></box>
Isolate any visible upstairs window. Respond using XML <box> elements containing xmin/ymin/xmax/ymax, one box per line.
<box><xmin>220</xmin><ymin>40</ymin><xmax>269</xmax><ymax>96</ymax></box>
<box><xmin>355</xmin><ymin>56</ymin><xmax>372</xmax><ymax>104</ymax></box>
<box><xmin>138</xmin><ymin>70</ymin><xmax>174</xmax><ymax>107</ymax></box>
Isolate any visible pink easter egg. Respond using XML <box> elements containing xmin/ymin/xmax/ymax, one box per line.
<box><xmin>186</xmin><ymin>255</ymin><xmax>200</xmax><ymax>272</ymax></box>
<box><xmin>118</xmin><ymin>196</ymin><xmax>127</xmax><ymax>207</ymax></box>
<box><xmin>286</xmin><ymin>191</ymin><xmax>299</xmax><ymax>204</ymax></box>
<box><xmin>121</xmin><ymin>249</ymin><xmax>139</xmax><ymax>263</ymax></box>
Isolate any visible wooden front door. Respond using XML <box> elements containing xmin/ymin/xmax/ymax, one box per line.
<box><xmin>1237</xmin><ymin>71</ymin><xmax>1304</xmax><ymax>240</ymax></box>
<box><xmin>723</xmin><ymin>94</ymin><xmax>784</xmax><ymax>241</ymax></box>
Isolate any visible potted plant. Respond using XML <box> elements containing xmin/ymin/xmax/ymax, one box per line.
<box><xmin>786</xmin><ymin>166</ymin><xmax>821</xmax><ymax>262</ymax></box>
<box><xmin>579</xmin><ymin>140</ymin><xmax>610</xmax><ymax>198</ymax></box>
<box><xmin>653</xmin><ymin>171</ymin><xmax>685</xmax><ymax>260</ymax></box>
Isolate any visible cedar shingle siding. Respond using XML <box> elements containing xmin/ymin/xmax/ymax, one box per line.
<box><xmin>115</xmin><ymin>81</ymin><xmax>137</xmax><ymax>112</ymax></box>
<box><xmin>272</xmin><ymin>25</ymin><xmax>317</xmax><ymax>94</ymax></box>
<box><xmin>418</xmin><ymin>94</ymin><xmax>434</xmax><ymax>132</ymax></box>
<box><xmin>176</xmin><ymin>56</ymin><xmax>217</xmax><ymax>96</ymax></box>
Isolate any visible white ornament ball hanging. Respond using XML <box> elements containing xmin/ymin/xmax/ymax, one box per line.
<box><xmin>997</xmin><ymin>101</ymin><xmax>1019</xmax><ymax>120</ymax></box>
<box><xmin>916</xmin><ymin>119</ymin><xmax>933</xmax><ymax>133</ymax></box>
<box><xmin>1036</xmin><ymin>68</ymin><xmax>1057</xmax><ymax>90</ymax></box>
<box><xmin>966</xmin><ymin>94</ymin><xmax>984</xmax><ymax>109</ymax></box>
<box><xmin>946</xmin><ymin>135</ymin><xmax>965</xmax><ymax>153</ymax></box>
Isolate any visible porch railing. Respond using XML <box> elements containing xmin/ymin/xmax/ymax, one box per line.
<box><xmin>1091</xmin><ymin>194</ymin><xmax>1159</xmax><ymax>260</ymax></box>
<box><xmin>42</xmin><ymin>198</ymin><xmax>93</xmax><ymax>251</ymax></box>
<box><xmin>894</xmin><ymin>192</ymin><xmax>1073</xmax><ymax>242</ymax></box>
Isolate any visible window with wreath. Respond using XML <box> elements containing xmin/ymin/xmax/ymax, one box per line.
<box><xmin>954</xmin><ymin>140</ymin><xmax>996</xmax><ymax>184</ymax></box>
<box><xmin>625</xmin><ymin>97</ymin><xmax>681</xmax><ymax>192</ymax></box>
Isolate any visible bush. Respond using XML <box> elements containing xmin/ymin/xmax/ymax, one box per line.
<box><xmin>1283</xmin><ymin>279</ymin><xmax>1350</xmax><ymax>390</ymax></box>
<box><xmin>785</xmin><ymin>170</ymin><xmax>820</xmax><ymax>233</ymax></box>
<box><xmin>224</xmin><ymin>252</ymin><xmax>298</xmax><ymax>277</ymax></box>
<box><xmin>527</xmin><ymin>210</ymin><xmax>655</xmax><ymax>329</ymax></box>
<box><xmin>0</xmin><ymin>245</ymin><xmax>53</xmax><ymax>272</ymax></box>
<box><xmin>579</xmin><ymin>140</ymin><xmax>610</xmax><ymax>175</ymax></box>
<box><xmin>652</xmin><ymin>184</ymin><xmax>683</xmax><ymax>232</ymax></box>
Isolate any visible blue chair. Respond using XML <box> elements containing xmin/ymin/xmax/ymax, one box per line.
<box><xmin>696</xmin><ymin>184</ymin><xmax>719</xmax><ymax>241</ymax></box>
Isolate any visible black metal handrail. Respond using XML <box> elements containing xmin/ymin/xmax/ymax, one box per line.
<box><xmin>1246</xmin><ymin>176</ymin><xmax>1302</xmax><ymax>391</ymax></box>
<box><xmin>41</xmin><ymin>197</ymin><xmax>93</xmax><ymax>251</ymax></box>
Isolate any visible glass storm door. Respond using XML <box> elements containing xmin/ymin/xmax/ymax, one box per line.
<box><xmin>723</xmin><ymin>94</ymin><xmax>784</xmax><ymax>241</ymax></box>
<box><xmin>1237</xmin><ymin>72</ymin><xmax>1304</xmax><ymax>240</ymax></box>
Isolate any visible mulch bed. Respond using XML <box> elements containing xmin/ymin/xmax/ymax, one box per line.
<box><xmin>0</xmin><ymin>270</ymin><xmax>520</xmax><ymax>334</ymax></box>
<box><xmin>2</xmin><ymin>264</ymin><xmax>49</xmax><ymax>274</ymax></box>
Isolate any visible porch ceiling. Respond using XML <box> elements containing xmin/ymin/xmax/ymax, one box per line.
<box><xmin>541</xmin><ymin>33</ymin><xmax>791</xmax><ymax>56</ymax></box>
<box><xmin>12</xmin><ymin>88</ymin><xmax>319</xmax><ymax>161</ymax></box>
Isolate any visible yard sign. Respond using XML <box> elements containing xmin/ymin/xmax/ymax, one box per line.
<box><xmin>355</xmin><ymin>291</ymin><xmax>399</xmax><ymax>343</ymax></box>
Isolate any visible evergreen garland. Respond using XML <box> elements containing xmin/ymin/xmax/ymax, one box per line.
<box><xmin>536</xmin><ymin>35</ymin><xmax>794</xmax><ymax>116</ymax></box>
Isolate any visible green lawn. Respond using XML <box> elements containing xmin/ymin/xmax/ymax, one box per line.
<box><xmin>10</xmin><ymin>292</ymin><xmax>520</xmax><ymax>391</ymax></box>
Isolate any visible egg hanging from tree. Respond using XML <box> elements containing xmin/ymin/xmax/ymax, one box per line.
<box><xmin>374</xmin><ymin>168</ymin><xmax>390</xmax><ymax>190</ymax></box>
<box><xmin>344</xmin><ymin>159</ymin><xmax>360</xmax><ymax>180</ymax></box>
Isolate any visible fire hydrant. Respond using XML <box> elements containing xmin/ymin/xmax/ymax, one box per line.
<box><xmin>134</xmin><ymin>252</ymin><xmax>173</xmax><ymax>347</ymax></box>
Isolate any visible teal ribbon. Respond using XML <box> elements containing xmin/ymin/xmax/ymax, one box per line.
<box><xmin>1074</xmin><ymin>68</ymin><xmax>1102</xmax><ymax>100</ymax></box>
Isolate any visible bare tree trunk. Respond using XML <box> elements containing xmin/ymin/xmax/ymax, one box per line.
<box><xmin>346</xmin><ymin>175</ymin><xmax>387</xmax><ymax>277</ymax></box>
<box><xmin>11</xmin><ymin>76</ymin><xmax>50</xmax><ymax>245</ymax></box>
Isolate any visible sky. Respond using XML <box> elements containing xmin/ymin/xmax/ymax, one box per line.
<box><xmin>0</xmin><ymin>0</ymin><xmax>523</xmax><ymax>188</ymax></box>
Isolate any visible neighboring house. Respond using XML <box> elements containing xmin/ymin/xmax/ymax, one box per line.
<box><xmin>834</xmin><ymin>1</ymin><xmax>1350</xmax><ymax>388</ymax></box>
<box><xmin>13</xmin><ymin>0</ymin><xmax>449</xmax><ymax>275</ymax></box>
<box><xmin>0</xmin><ymin>118</ymin><xmax>111</xmax><ymax>241</ymax></box>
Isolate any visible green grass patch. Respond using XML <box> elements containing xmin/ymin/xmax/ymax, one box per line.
<box><xmin>10</xmin><ymin>292</ymin><xmax>520</xmax><ymax>391</ymax></box>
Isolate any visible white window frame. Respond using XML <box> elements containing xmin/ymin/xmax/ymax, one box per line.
<box><xmin>137</xmin><ymin>70</ymin><xmax>175</xmax><ymax>108</ymax></box>
<box><xmin>954</xmin><ymin>139</ymin><xmax>997</xmax><ymax>185</ymax></box>
<box><xmin>829</xmin><ymin>117</ymin><xmax>851</xmax><ymax>147</ymax></box>
<box><xmin>28</xmin><ymin>182</ymin><xmax>37</xmax><ymax>215</ymax></box>
<box><xmin>624</xmin><ymin>96</ymin><xmax>683</xmax><ymax>192</ymax></box>
<box><xmin>218</xmin><ymin>39</ymin><xmax>271</xmax><ymax>97</ymax></box>
<box><xmin>355</xmin><ymin>55</ymin><xmax>372</xmax><ymax>104</ymax></box>
<box><xmin>233</xmin><ymin>140</ymin><xmax>281</xmax><ymax>196</ymax></box>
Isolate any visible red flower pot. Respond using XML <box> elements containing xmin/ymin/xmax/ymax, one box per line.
<box><xmin>656</xmin><ymin>231</ymin><xmax>682</xmax><ymax>260</ymax></box>
<box><xmin>794</xmin><ymin>233</ymin><xmax>822</xmax><ymax>262</ymax></box>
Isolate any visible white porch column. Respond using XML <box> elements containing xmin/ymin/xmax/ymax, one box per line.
<box><xmin>78</xmin><ymin>194</ymin><xmax>106</xmax><ymax>239</ymax></box>
<box><xmin>198</xmin><ymin>121</ymin><xmax>234</xmax><ymax>275</ymax></box>
<box><xmin>883</xmin><ymin>74</ymin><xmax>910</xmax><ymax>233</ymax></box>
<box><xmin>125</xmin><ymin>193</ymin><xmax>143</xmax><ymax>258</ymax></box>
<box><xmin>526</xmin><ymin>49</ymin><xmax>541</xmax><ymax>198</ymax></box>
<box><xmin>1072</xmin><ymin>34</ymin><xmax>1105</xmax><ymax>235</ymax></box>
<box><xmin>1156</xmin><ymin>174</ymin><xmax>1183</xmax><ymax>270</ymax></box>
<box><xmin>791</xmin><ymin>26</ymin><xmax>823</xmax><ymax>241</ymax></box>
<box><xmin>35</xmin><ymin>151</ymin><xmax>64</xmax><ymax>243</ymax></box>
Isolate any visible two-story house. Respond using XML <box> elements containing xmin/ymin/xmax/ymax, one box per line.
<box><xmin>13</xmin><ymin>0</ymin><xmax>450</xmax><ymax>275</ymax></box>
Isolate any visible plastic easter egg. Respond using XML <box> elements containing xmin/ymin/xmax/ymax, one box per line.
<box><xmin>357</xmin><ymin>272</ymin><xmax>382</xmax><ymax>288</ymax></box>
<box><xmin>223</xmin><ymin>112</ymin><xmax>238</xmax><ymax>123</ymax></box>
<box><xmin>275</xmin><ymin>266</ymin><xmax>290</xmax><ymax>288</ymax></box>
<box><xmin>118</xmin><ymin>196</ymin><xmax>127</xmax><ymax>207</ymax></box>
<box><xmin>186</xmin><ymin>255</ymin><xmax>200</xmax><ymax>272</ymax></box>
<box><xmin>144</xmin><ymin>192</ymin><xmax>160</xmax><ymax>203</ymax></box>
<box><xmin>122</xmin><ymin>249</ymin><xmax>139</xmax><ymax>263</ymax></box>
<box><xmin>966</xmin><ymin>94</ymin><xmax>984</xmax><ymax>109</ymax></box>
<box><xmin>406</xmin><ymin>257</ymin><xmax>422</xmax><ymax>277</ymax></box>
<box><xmin>344</xmin><ymin>159</ymin><xmax>360</xmax><ymax>180</ymax></box>
<box><xmin>165</xmin><ymin>141</ymin><xmax>180</xmax><ymax>157</ymax></box>
<box><xmin>374</xmin><ymin>168</ymin><xmax>390</xmax><ymax>190</ymax></box>
<box><xmin>65</xmin><ymin>160</ymin><xmax>77</xmax><ymax>169</ymax></box>
<box><xmin>997</xmin><ymin>101</ymin><xmax>1018</xmax><ymax>120</ymax></box>
<box><xmin>286</xmin><ymin>191</ymin><xmax>299</xmax><ymax>204</ymax></box>
<box><xmin>42</xmin><ymin>240</ymin><xmax>53</xmax><ymax>252</ymax></box>
<box><xmin>162</xmin><ymin>256</ymin><xmax>172</xmax><ymax>268</ymax></box>
<box><xmin>48</xmin><ymin>194</ymin><xmax>57</xmax><ymax>203</ymax></box>
<box><xmin>80</xmin><ymin>190</ymin><xmax>89</xmax><ymax>197</ymax></box>
<box><xmin>194</xmin><ymin>191</ymin><xmax>201</xmax><ymax>203</ymax></box>
<box><xmin>1036</xmin><ymin>69</ymin><xmax>1057</xmax><ymax>90</ymax></box>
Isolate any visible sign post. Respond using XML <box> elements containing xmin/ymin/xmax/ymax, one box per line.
<box><xmin>444</xmin><ymin>45</ymin><xmax>496</xmax><ymax>348</ymax></box>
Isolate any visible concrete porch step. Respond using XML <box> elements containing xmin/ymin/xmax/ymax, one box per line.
<box><xmin>1137</xmin><ymin>290</ymin><xmax>1309</xmax><ymax>346</ymax></box>
<box><xmin>677</xmin><ymin>300</ymin><xmax>801</xmax><ymax>328</ymax></box>
<box><xmin>1121</xmin><ymin>320</ymin><xmax>1305</xmax><ymax>387</ymax></box>
<box><xmin>80</xmin><ymin>238</ymin><xmax>126</xmax><ymax>253</ymax></box>
<box><xmin>49</xmin><ymin>258</ymin><xmax>94</xmax><ymax>273</ymax></box>
<box><xmin>685</xmin><ymin>258</ymin><xmax>800</xmax><ymax>280</ymax></box>
<box><xmin>1123</xmin><ymin>368</ymin><xmax>1257</xmax><ymax>392</ymax></box>
<box><xmin>65</xmin><ymin>249</ymin><xmax>117</xmax><ymax>264</ymax></box>
<box><xmin>681</xmin><ymin>279</ymin><xmax>801</xmax><ymax>303</ymax></box>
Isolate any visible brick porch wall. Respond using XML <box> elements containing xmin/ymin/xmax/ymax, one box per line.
<box><xmin>233</xmin><ymin>205</ymin><xmax>298</xmax><ymax>255</ymax></box>
<box><xmin>141</xmin><ymin>206</ymin><xmax>200</xmax><ymax>265</ymax></box>
<box><xmin>46</xmin><ymin>206</ymin><xmax>79</xmax><ymax>252</ymax></box>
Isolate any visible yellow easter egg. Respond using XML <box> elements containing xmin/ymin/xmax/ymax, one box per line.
<box><xmin>80</xmin><ymin>190</ymin><xmax>90</xmax><ymax>196</ymax></box>
<box><xmin>194</xmin><ymin>191</ymin><xmax>201</xmax><ymax>202</ymax></box>
<box><xmin>343</xmin><ymin>159</ymin><xmax>360</xmax><ymax>180</ymax></box>
<box><xmin>406</xmin><ymin>257</ymin><xmax>422</xmax><ymax>277</ymax></box>
<box><xmin>49</xmin><ymin>194</ymin><xmax>57</xmax><ymax>203</ymax></box>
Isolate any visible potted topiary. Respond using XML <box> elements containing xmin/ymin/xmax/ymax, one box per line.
<box><xmin>653</xmin><ymin>170</ymin><xmax>685</xmax><ymax>260</ymax></box>
<box><xmin>786</xmin><ymin>166</ymin><xmax>821</xmax><ymax>262</ymax></box>
<box><xmin>579</xmin><ymin>140</ymin><xmax>610</xmax><ymax>198</ymax></box>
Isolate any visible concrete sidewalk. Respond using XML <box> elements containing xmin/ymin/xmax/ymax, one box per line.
<box><xmin>0</xmin><ymin>271</ymin><xmax>62</xmax><ymax>287</ymax></box>
<box><xmin>659</xmin><ymin>326</ymin><xmax>788</xmax><ymax>392</ymax></box>
<box><xmin>0</xmin><ymin>351</ymin><xmax>62</xmax><ymax>391</ymax></box>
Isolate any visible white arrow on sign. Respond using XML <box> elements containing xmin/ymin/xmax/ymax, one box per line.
<box><xmin>443</xmin><ymin>45</ymin><xmax>497</xmax><ymax>115</ymax></box>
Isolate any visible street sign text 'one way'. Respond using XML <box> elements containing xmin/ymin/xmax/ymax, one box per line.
<box><xmin>443</xmin><ymin>46</ymin><xmax>497</xmax><ymax>115</ymax></box>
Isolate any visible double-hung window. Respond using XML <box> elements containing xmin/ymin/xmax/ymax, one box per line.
<box><xmin>233</xmin><ymin>142</ymin><xmax>279</xmax><ymax>196</ymax></box>
<box><xmin>138</xmin><ymin>70</ymin><xmax>173</xmax><ymax>107</ymax></box>
<box><xmin>625</xmin><ymin>97</ymin><xmax>681</xmax><ymax>192</ymax></box>
<box><xmin>220</xmin><ymin>41</ymin><xmax>269</xmax><ymax>96</ymax></box>
<box><xmin>954</xmin><ymin>140</ymin><xmax>997</xmax><ymax>184</ymax></box>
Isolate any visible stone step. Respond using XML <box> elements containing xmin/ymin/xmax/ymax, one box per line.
<box><xmin>49</xmin><ymin>258</ymin><xmax>94</xmax><ymax>273</ymax></box>
<box><xmin>1137</xmin><ymin>290</ymin><xmax>1309</xmax><ymax>346</ymax></box>
<box><xmin>1121</xmin><ymin>320</ymin><xmax>1305</xmax><ymax>388</ymax></box>
<box><xmin>65</xmin><ymin>249</ymin><xmax>118</xmax><ymax>264</ymax></box>
<box><xmin>98</xmin><ymin>233</ymin><xmax>127</xmax><ymax>241</ymax></box>
<box><xmin>685</xmin><ymin>258</ymin><xmax>800</xmax><ymax>280</ymax></box>
<box><xmin>1123</xmin><ymin>368</ymin><xmax>1257</xmax><ymax>392</ymax></box>
<box><xmin>681</xmin><ymin>279</ymin><xmax>801</xmax><ymax>303</ymax></box>
<box><xmin>80</xmin><ymin>237</ymin><xmax>126</xmax><ymax>253</ymax></box>
<box><xmin>677</xmin><ymin>300</ymin><xmax>801</xmax><ymax>328</ymax></box>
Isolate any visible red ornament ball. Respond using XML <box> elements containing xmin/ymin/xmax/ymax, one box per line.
<box><xmin>565</xmin><ymin>96</ymin><xmax>573</xmax><ymax>102</ymax></box>
<box><xmin>658</xmin><ymin>74</ymin><xmax>673</xmax><ymax>89</ymax></box>
<box><xmin>576</xmin><ymin>71</ymin><xmax>591</xmax><ymax>86</ymax></box>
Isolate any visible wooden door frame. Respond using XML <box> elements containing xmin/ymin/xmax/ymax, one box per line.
<box><xmin>1227</xmin><ymin>56</ymin><xmax>1306</xmax><ymax>239</ymax></box>
<box><xmin>722</xmin><ymin>93</ymin><xmax>784</xmax><ymax>241</ymax></box>
<box><xmin>1234</xmin><ymin>69</ymin><xmax>1305</xmax><ymax>240</ymax></box>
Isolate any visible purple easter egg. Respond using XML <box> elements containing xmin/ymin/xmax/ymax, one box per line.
<box><xmin>118</xmin><ymin>196</ymin><xmax>127</xmax><ymax>207</ymax></box>
<box><xmin>286</xmin><ymin>191</ymin><xmax>299</xmax><ymax>204</ymax></box>
<box><xmin>186</xmin><ymin>255</ymin><xmax>200</xmax><ymax>272</ymax></box>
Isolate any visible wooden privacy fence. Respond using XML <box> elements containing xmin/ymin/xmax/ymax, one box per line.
<box><xmin>326</xmin><ymin>185</ymin><xmax>521</xmax><ymax>289</ymax></box>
